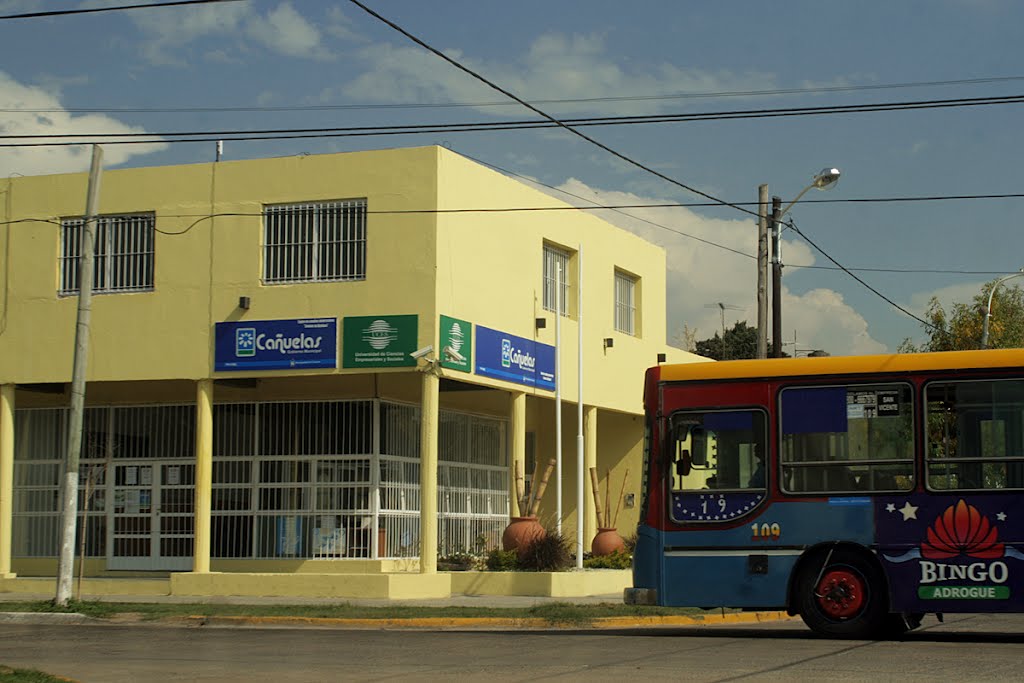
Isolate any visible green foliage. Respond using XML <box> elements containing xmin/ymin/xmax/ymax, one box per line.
<box><xmin>695</xmin><ymin>321</ymin><xmax>759</xmax><ymax>360</ymax></box>
<box><xmin>437</xmin><ymin>551</ymin><xmax>482</xmax><ymax>571</ymax></box>
<box><xmin>583</xmin><ymin>550</ymin><xmax>633</xmax><ymax>569</ymax></box>
<box><xmin>484</xmin><ymin>548</ymin><xmax>519</xmax><ymax>571</ymax></box>
<box><xmin>900</xmin><ymin>281</ymin><xmax>1024</xmax><ymax>352</ymax></box>
<box><xmin>517</xmin><ymin>529</ymin><xmax>573</xmax><ymax>572</ymax></box>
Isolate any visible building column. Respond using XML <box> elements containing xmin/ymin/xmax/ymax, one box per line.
<box><xmin>584</xmin><ymin>405</ymin><xmax>598</xmax><ymax>544</ymax></box>
<box><xmin>0</xmin><ymin>385</ymin><xmax>15</xmax><ymax>577</ymax></box>
<box><xmin>419</xmin><ymin>370</ymin><xmax>439</xmax><ymax>574</ymax></box>
<box><xmin>192</xmin><ymin>379</ymin><xmax>213</xmax><ymax>573</ymax></box>
<box><xmin>509</xmin><ymin>391</ymin><xmax>526</xmax><ymax>516</ymax></box>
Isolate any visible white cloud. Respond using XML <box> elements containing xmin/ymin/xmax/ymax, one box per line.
<box><xmin>341</xmin><ymin>33</ymin><xmax>774</xmax><ymax>115</ymax></box>
<box><xmin>121</xmin><ymin>1</ymin><xmax>330</xmax><ymax>64</ymax></box>
<box><xmin>907</xmin><ymin>280</ymin><xmax>987</xmax><ymax>315</ymax></box>
<box><xmin>0</xmin><ymin>72</ymin><xmax>166</xmax><ymax>177</ymax></box>
<box><xmin>246</xmin><ymin>3</ymin><xmax>333</xmax><ymax>61</ymax></box>
<box><xmin>538</xmin><ymin>178</ymin><xmax>889</xmax><ymax>355</ymax></box>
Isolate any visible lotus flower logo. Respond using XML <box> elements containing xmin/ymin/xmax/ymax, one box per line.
<box><xmin>922</xmin><ymin>499</ymin><xmax>1004</xmax><ymax>560</ymax></box>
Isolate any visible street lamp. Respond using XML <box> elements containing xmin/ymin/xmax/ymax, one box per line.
<box><xmin>981</xmin><ymin>268</ymin><xmax>1024</xmax><ymax>348</ymax></box>
<box><xmin>771</xmin><ymin>168</ymin><xmax>841</xmax><ymax>358</ymax></box>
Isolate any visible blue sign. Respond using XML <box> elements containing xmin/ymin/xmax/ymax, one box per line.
<box><xmin>215</xmin><ymin>318</ymin><xmax>337</xmax><ymax>371</ymax></box>
<box><xmin>475</xmin><ymin>325</ymin><xmax>555</xmax><ymax>390</ymax></box>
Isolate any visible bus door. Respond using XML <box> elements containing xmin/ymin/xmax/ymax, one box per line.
<box><xmin>662</xmin><ymin>409</ymin><xmax>789</xmax><ymax>608</ymax></box>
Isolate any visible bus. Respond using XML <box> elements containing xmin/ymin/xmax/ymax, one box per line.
<box><xmin>626</xmin><ymin>349</ymin><xmax>1024</xmax><ymax>638</ymax></box>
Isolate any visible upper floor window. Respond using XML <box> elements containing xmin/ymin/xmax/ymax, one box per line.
<box><xmin>263</xmin><ymin>199</ymin><xmax>366</xmax><ymax>284</ymax></box>
<box><xmin>614</xmin><ymin>269</ymin><xmax>637</xmax><ymax>335</ymax></box>
<box><xmin>59</xmin><ymin>213</ymin><xmax>155</xmax><ymax>295</ymax></box>
<box><xmin>542</xmin><ymin>244</ymin><xmax>571</xmax><ymax>316</ymax></box>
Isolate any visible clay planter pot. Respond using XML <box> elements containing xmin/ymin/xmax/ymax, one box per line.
<box><xmin>591</xmin><ymin>528</ymin><xmax>626</xmax><ymax>556</ymax></box>
<box><xmin>502</xmin><ymin>516</ymin><xmax>546</xmax><ymax>558</ymax></box>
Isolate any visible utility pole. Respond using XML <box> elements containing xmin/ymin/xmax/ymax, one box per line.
<box><xmin>770</xmin><ymin>196</ymin><xmax>783</xmax><ymax>358</ymax></box>
<box><xmin>56</xmin><ymin>145</ymin><xmax>103</xmax><ymax>607</ymax></box>
<box><xmin>756</xmin><ymin>185</ymin><xmax>769</xmax><ymax>359</ymax></box>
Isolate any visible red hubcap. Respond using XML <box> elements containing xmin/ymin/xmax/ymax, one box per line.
<box><xmin>815</xmin><ymin>569</ymin><xmax>866</xmax><ymax>619</ymax></box>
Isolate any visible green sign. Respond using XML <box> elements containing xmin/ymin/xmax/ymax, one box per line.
<box><xmin>439</xmin><ymin>315</ymin><xmax>472</xmax><ymax>372</ymax></box>
<box><xmin>343</xmin><ymin>315</ymin><xmax>418</xmax><ymax>368</ymax></box>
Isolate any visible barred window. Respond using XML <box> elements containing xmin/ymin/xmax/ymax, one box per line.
<box><xmin>614</xmin><ymin>269</ymin><xmax>637</xmax><ymax>335</ymax></box>
<box><xmin>542</xmin><ymin>244</ymin><xmax>570</xmax><ymax>315</ymax></box>
<box><xmin>263</xmin><ymin>200</ymin><xmax>367</xmax><ymax>284</ymax></box>
<box><xmin>60</xmin><ymin>214</ymin><xmax>155</xmax><ymax>295</ymax></box>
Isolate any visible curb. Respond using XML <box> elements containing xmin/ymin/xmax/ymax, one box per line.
<box><xmin>181</xmin><ymin>610</ymin><xmax>795</xmax><ymax>630</ymax></box>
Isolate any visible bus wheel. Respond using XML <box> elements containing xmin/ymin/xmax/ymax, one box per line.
<box><xmin>796</xmin><ymin>549</ymin><xmax>887</xmax><ymax>639</ymax></box>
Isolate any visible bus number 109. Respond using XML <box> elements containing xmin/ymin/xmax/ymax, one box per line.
<box><xmin>751</xmin><ymin>522</ymin><xmax>781</xmax><ymax>540</ymax></box>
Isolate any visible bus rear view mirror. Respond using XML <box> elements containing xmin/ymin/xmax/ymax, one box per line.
<box><xmin>688</xmin><ymin>426</ymin><xmax>708</xmax><ymax>467</ymax></box>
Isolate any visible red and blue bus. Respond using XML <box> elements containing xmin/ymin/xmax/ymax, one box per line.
<box><xmin>626</xmin><ymin>349</ymin><xmax>1024</xmax><ymax>638</ymax></box>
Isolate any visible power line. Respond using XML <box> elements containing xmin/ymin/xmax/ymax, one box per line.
<box><xmin>5</xmin><ymin>93</ymin><xmax>1024</xmax><ymax>148</ymax></box>
<box><xmin>0</xmin><ymin>0</ymin><xmax>245</xmax><ymax>20</ymax></box>
<box><xmin>786</xmin><ymin>218</ymin><xmax>939</xmax><ymax>331</ymax></box>
<box><xmin>453</xmin><ymin>150</ymin><xmax>758</xmax><ymax>260</ymax></box>
<box><xmin>343</xmin><ymin>0</ymin><xmax>759</xmax><ymax>219</ymax></box>
<box><xmin>7</xmin><ymin>75</ymin><xmax>1024</xmax><ymax>115</ymax></box>
<box><xmin>2</xmin><ymin>208</ymin><xmax>1012</xmax><ymax>276</ymax></box>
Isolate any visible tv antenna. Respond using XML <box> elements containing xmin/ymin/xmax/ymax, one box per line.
<box><xmin>704</xmin><ymin>302</ymin><xmax>743</xmax><ymax>359</ymax></box>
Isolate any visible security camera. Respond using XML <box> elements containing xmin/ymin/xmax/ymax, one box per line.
<box><xmin>443</xmin><ymin>346</ymin><xmax>466</xmax><ymax>363</ymax></box>
<box><xmin>410</xmin><ymin>345</ymin><xmax>434</xmax><ymax>360</ymax></box>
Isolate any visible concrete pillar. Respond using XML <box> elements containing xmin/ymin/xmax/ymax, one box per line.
<box><xmin>192</xmin><ymin>379</ymin><xmax>213</xmax><ymax>573</ymax></box>
<box><xmin>419</xmin><ymin>370</ymin><xmax>439</xmax><ymax>574</ymax></box>
<box><xmin>0</xmin><ymin>385</ymin><xmax>14</xmax><ymax>577</ymax></box>
<box><xmin>584</xmin><ymin>405</ymin><xmax>598</xmax><ymax>543</ymax></box>
<box><xmin>509</xmin><ymin>392</ymin><xmax>526</xmax><ymax>516</ymax></box>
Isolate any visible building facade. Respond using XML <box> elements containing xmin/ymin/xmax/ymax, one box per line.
<box><xmin>0</xmin><ymin>146</ymin><xmax>701</xmax><ymax>591</ymax></box>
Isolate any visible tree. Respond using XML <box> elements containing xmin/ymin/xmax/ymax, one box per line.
<box><xmin>694</xmin><ymin>321</ymin><xmax>759</xmax><ymax>360</ymax></box>
<box><xmin>899</xmin><ymin>280</ymin><xmax>1024</xmax><ymax>352</ymax></box>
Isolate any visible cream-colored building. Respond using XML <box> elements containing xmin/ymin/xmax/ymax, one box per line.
<box><xmin>0</xmin><ymin>146</ymin><xmax>702</xmax><ymax>597</ymax></box>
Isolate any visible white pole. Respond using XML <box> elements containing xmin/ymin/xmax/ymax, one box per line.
<box><xmin>555</xmin><ymin>262</ymin><xmax>562</xmax><ymax>535</ymax></box>
<box><xmin>576</xmin><ymin>244</ymin><xmax>584</xmax><ymax>568</ymax></box>
<box><xmin>56</xmin><ymin>145</ymin><xmax>103</xmax><ymax>607</ymax></box>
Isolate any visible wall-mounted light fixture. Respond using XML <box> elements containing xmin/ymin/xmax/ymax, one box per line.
<box><xmin>603</xmin><ymin>337</ymin><xmax>614</xmax><ymax>350</ymax></box>
<box><xmin>238</xmin><ymin>296</ymin><xmax>251</xmax><ymax>310</ymax></box>
<box><xmin>657</xmin><ymin>353</ymin><xmax>667</xmax><ymax>364</ymax></box>
<box><xmin>535</xmin><ymin>317</ymin><xmax>547</xmax><ymax>330</ymax></box>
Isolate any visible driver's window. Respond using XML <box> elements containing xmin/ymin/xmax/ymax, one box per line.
<box><xmin>670</xmin><ymin>410</ymin><xmax>767</xmax><ymax>492</ymax></box>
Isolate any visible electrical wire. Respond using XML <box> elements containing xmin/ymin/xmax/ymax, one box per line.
<box><xmin>5</xmin><ymin>93</ymin><xmax>1024</xmax><ymax>148</ymax></box>
<box><xmin>786</xmin><ymin>218</ymin><xmax>941</xmax><ymax>331</ymax></box>
<box><xmin>7</xmin><ymin>75</ymin><xmax>1024</xmax><ymax>115</ymax></box>
<box><xmin>0</xmin><ymin>0</ymin><xmax>245</xmax><ymax>20</ymax></box>
<box><xmin>343</xmin><ymin>0</ymin><xmax>759</xmax><ymax>219</ymax></box>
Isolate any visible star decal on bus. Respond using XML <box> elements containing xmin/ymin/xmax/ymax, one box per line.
<box><xmin>883</xmin><ymin>499</ymin><xmax>1024</xmax><ymax>563</ymax></box>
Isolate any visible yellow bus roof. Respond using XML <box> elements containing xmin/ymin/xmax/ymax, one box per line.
<box><xmin>657</xmin><ymin>348</ymin><xmax>1024</xmax><ymax>383</ymax></box>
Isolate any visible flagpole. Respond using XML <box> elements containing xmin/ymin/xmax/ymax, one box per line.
<box><xmin>576</xmin><ymin>244</ymin><xmax>584</xmax><ymax>568</ymax></box>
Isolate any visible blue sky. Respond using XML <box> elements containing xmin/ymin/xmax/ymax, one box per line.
<box><xmin>3</xmin><ymin>0</ymin><xmax>1023</xmax><ymax>355</ymax></box>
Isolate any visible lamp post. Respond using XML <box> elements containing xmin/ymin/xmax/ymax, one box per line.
<box><xmin>770</xmin><ymin>168</ymin><xmax>841</xmax><ymax>358</ymax></box>
<box><xmin>981</xmin><ymin>268</ymin><xmax>1024</xmax><ymax>348</ymax></box>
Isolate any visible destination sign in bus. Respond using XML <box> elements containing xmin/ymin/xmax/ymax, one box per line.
<box><xmin>626</xmin><ymin>349</ymin><xmax>1024</xmax><ymax>638</ymax></box>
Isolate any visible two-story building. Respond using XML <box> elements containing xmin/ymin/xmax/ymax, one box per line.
<box><xmin>0</xmin><ymin>146</ymin><xmax>703</xmax><ymax>598</ymax></box>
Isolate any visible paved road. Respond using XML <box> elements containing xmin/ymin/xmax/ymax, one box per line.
<box><xmin>1</xmin><ymin>613</ymin><xmax>1023</xmax><ymax>682</ymax></box>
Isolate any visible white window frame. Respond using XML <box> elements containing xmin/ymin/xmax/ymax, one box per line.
<box><xmin>59</xmin><ymin>213</ymin><xmax>155</xmax><ymax>295</ymax></box>
<box><xmin>262</xmin><ymin>199</ymin><xmax>367</xmax><ymax>285</ymax></box>
<box><xmin>614</xmin><ymin>269</ymin><xmax>637</xmax><ymax>335</ymax></box>
<box><xmin>543</xmin><ymin>244</ymin><xmax>571</xmax><ymax>316</ymax></box>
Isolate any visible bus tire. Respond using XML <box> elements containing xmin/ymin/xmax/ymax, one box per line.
<box><xmin>795</xmin><ymin>548</ymin><xmax>888</xmax><ymax>639</ymax></box>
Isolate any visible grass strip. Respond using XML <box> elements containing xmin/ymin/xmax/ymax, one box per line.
<box><xmin>0</xmin><ymin>600</ymin><xmax>712</xmax><ymax>626</ymax></box>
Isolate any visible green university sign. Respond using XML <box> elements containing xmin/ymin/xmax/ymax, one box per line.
<box><xmin>343</xmin><ymin>315</ymin><xmax>418</xmax><ymax>368</ymax></box>
<box><xmin>439</xmin><ymin>315</ymin><xmax>472</xmax><ymax>372</ymax></box>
